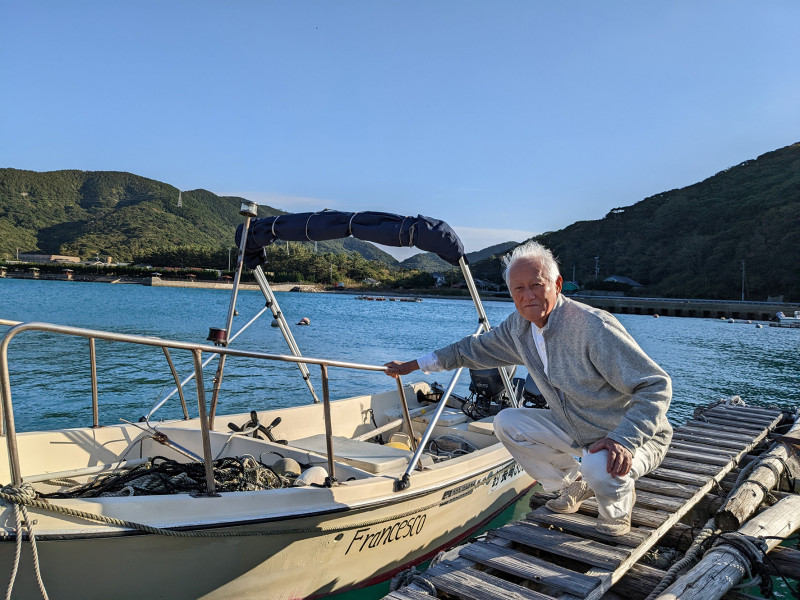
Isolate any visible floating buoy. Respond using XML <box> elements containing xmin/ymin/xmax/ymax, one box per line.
<box><xmin>653</xmin><ymin>314</ymin><xmax>659</xmax><ymax>318</ymax></box>
<box><xmin>297</xmin><ymin>317</ymin><xmax>310</xmax><ymax>326</ymax></box>
<box><xmin>756</xmin><ymin>324</ymin><xmax>763</xmax><ymax>329</ymax></box>
<box><xmin>271</xmin><ymin>319</ymin><xmax>280</xmax><ymax>328</ymax></box>
<box><xmin>295</xmin><ymin>466</ymin><xmax>328</xmax><ymax>486</ymax></box>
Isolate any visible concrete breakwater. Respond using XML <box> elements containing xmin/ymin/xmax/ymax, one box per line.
<box><xmin>572</xmin><ymin>294</ymin><xmax>799</xmax><ymax>322</ymax></box>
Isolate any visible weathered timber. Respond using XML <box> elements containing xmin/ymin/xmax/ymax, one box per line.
<box><xmin>385</xmin><ymin>591</ymin><xmax>435</xmax><ymax>600</ymax></box>
<box><xmin>635</xmin><ymin>477</ymin><xmax>699</xmax><ymax>500</ymax></box>
<box><xmin>699</xmin><ymin>410</ymin><xmax>778</xmax><ymax>428</ymax></box>
<box><xmin>716</xmin><ymin>417</ymin><xmax>800</xmax><ymax>530</ymax></box>
<box><xmin>609</xmin><ymin>564</ymin><xmax>668</xmax><ymax>600</ymax></box>
<box><xmin>665</xmin><ymin>448</ymin><xmax>731</xmax><ymax>466</ymax></box>
<box><xmin>669</xmin><ymin>432</ymin><xmax>745</xmax><ymax>451</ymax></box>
<box><xmin>424</xmin><ymin>559</ymin><xmax>558</xmax><ymax>600</ymax></box>
<box><xmin>647</xmin><ymin>466</ymin><xmax>711</xmax><ymax>486</ymax></box>
<box><xmin>526</xmin><ymin>510</ymin><xmax>650</xmax><ymax>547</ymax></box>
<box><xmin>490</xmin><ymin>521</ymin><xmax>630</xmax><ymax>569</ymax></box>
<box><xmin>668</xmin><ymin>439</ymin><xmax>738</xmax><ymax>458</ymax></box>
<box><xmin>577</xmin><ymin>499</ymin><xmax>671</xmax><ymax>529</ymax></box>
<box><xmin>384</xmin><ymin>403</ymin><xmax>786</xmax><ymax>600</ymax></box>
<box><xmin>703</xmin><ymin>404</ymin><xmax>783</xmax><ymax>419</ymax></box>
<box><xmin>685</xmin><ymin>419</ymin><xmax>765</xmax><ymax>434</ymax></box>
<box><xmin>679</xmin><ymin>425</ymin><xmax>762</xmax><ymax>443</ymax></box>
<box><xmin>659</xmin><ymin>457</ymin><xmax>722</xmax><ymax>475</ymax></box>
<box><xmin>459</xmin><ymin>539</ymin><xmax>601</xmax><ymax>597</ymax></box>
<box><xmin>633</xmin><ymin>490</ymin><xmax>687</xmax><ymax>512</ymax></box>
<box><xmin>762</xmin><ymin>545</ymin><xmax>800</xmax><ymax>579</ymax></box>
<box><xmin>655</xmin><ymin>494</ymin><xmax>800</xmax><ymax>600</ymax></box>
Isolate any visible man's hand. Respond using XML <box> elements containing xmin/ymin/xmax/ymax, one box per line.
<box><xmin>588</xmin><ymin>437</ymin><xmax>633</xmax><ymax>478</ymax></box>
<box><xmin>384</xmin><ymin>360</ymin><xmax>420</xmax><ymax>378</ymax></box>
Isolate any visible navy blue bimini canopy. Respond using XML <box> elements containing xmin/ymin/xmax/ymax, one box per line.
<box><xmin>236</xmin><ymin>210</ymin><xmax>466</xmax><ymax>268</ymax></box>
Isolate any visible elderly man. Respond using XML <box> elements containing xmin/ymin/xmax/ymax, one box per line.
<box><xmin>385</xmin><ymin>240</ymin><xmax>672</xmax><ymax>536</ymax></box>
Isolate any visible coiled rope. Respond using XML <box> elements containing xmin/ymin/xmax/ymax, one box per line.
<box><xmin>2</xmin><ymin>484</ymin><xmax>49</xmax><ymax>600</ymax></box>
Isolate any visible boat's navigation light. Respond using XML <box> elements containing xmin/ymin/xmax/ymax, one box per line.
<box><xmin>207</xmin><ymin>327</ymin><xmax>228</xmax><ymax>346</ymax></box>
<box><xmin>239</xmin><ymin>201</ymin><xmax>258</xmax><ymax>218</ymax></box>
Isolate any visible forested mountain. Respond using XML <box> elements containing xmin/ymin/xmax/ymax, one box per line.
<box><xmin>400</xmin><ymin>241</ymin><xmax>518</xmax><ymax>272</ymax></box>
<box><xmin>0</xmin><ymin>169</ymin><xmax>396</xmax><ymax>264</ymax></box>
<box><xmin>534</xmin><ymin>142</ymin><xmax>800</xmax><ymax>300</ymax></box>
<box><xmin>2</xmin><ymin>140</ymin><xmax>799</xmax><ymax>300</ymax></box>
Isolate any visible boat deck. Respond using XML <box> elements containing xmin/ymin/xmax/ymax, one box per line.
<box><xmin>384</xmin><ymin>403</ymin><xmax>786</xmax><ymax>600</ymax></box>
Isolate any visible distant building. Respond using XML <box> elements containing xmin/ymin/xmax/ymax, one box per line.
<box><xmin>562</xmin><ymin>281</ymin><xmax>581</xmax><ymax>294</ymax></box>
<box><xmin>604</xmin><ymin>275</ymin><xmax>643</xmax><ymax>288</ymax></box>
<box><xmin>18</xmin><ymin>253</ymin><xmax>81</xmax><ymax>264</ymax></box>
<box><xmin>473</xmin><ymin>278</ymin><xmax>500</xmax><ymax>292</ymax></box>
<box><xmin>362</xmin><ymin>278</ymin><xmax>380</xmax><ymax>286</ymax></box>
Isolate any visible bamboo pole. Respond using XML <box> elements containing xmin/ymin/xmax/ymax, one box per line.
<box><xmin>655</xmin><ymin>494</ymin><xmax>800</xmax><ymax>600</ymax></box>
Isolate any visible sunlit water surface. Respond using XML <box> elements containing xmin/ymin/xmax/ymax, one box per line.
<box><xmin>1</xmin><ymin>278</ymin><xmax>798</xmax><ymax>598</ymax></box>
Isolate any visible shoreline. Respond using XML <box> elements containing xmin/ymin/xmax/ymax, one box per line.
<box><xmin>4</xmin><ymin>272</ymin><xmax>798</xmax><ymax>318</ymax></box>
<box><xmin>0</xmin><ymin>272</ymin><xmax>501</xmax><ymax>301</ymax></box>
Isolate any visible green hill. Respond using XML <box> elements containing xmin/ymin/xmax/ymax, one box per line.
<box><xmin>400</xmin><ymin>241</ymin><xmax>519</xmax><ymax>272</ymax></box>
<box><xmin>3</xmin><ymin>141</ymin><xmax>800</xmax><ymax>301</ymax></box>
<box><xmin>533</xmin><ymin>142</ymin><xmax>800</xmax><ymax>300</ymax></box>
<box><xmin>0</xmin><ymin>169</ymin><xmax>396</xmax><ymax>265</ymax></box>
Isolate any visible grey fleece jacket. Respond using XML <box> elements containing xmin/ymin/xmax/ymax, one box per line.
<box><xmin>434</xmin><ymin>295</ymin><xmax>672</xmax><ymax>453</ymax></box>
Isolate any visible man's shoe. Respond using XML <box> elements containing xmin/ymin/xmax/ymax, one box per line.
<box><xmin>596</xmin><ymin>490</ymin><xmax>635</xmax><ymax>537</ymax></box>
<box><xmin>545</xmin><ymin>479</ymin><xmax>594</xmax><ymax>514</ymax></box>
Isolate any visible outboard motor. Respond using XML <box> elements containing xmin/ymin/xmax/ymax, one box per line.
<box><xmin>464</xmin><ymin>367</ymin><xmax>516</xmax><ymax>418</ymax></box>
<box><xmin>512</xmin><ymin>374</ymin><xmax>548</xmax><ymax>409</ymax></box>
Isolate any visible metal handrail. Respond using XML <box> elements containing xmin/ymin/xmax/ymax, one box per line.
<box><xmin>0</xmin><ymin>320</ymin><xmax>387</xmax><ymax>491</ymax></box>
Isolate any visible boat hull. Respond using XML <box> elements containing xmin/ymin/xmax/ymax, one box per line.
<box><xmin>0</xmin><ymin>457</ymin><xmax>531</xmax><ymax>599</ymax></box>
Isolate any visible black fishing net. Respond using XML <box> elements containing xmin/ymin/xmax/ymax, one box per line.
<box><xmin>42</xmin><ymin>456</ymin><xmax>291</xmax><ymax>498</ymax></box>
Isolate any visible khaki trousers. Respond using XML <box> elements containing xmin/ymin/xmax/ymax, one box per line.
<box><xmin>494</xmin><ymin>408</ymin><xmax>666</xmax><ymax>520</ymax></box>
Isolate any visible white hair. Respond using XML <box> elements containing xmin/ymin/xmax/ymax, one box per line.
<box><xmin>502</xmin><ymin>241</ymin><xmax>560</xmax><ymax>289</ymax></box>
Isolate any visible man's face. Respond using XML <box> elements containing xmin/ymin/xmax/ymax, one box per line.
<box><xmin>508</xmin><ymin>257</ymin><xmax>563</xmax><ymax>328</ymax></box>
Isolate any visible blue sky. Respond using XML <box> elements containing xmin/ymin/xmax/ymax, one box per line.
<box><xmin>2</xmin><ymin>1</ymin><xmax>799</xmax><ymax>259</ymax></box>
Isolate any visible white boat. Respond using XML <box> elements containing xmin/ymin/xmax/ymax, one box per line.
<box><xmin>0</xmin><ymin>207</ymin><xmax>534</xmax><ymax>599</ymax></box>
<box><xmin>776</xmin><ymin>310</ymin><xmax>800</xmax><ymax>324</ymax></box>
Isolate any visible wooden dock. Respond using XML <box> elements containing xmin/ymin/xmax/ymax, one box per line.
<box><xmin>384</xmin><ymin>403</ymin><xmax>788</xmax><ymax>600</ymax></box>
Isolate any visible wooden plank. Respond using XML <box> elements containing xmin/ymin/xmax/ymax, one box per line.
<box><xmin>679</xmin><ymin>424</ymin><xmax>759</xmax><ymax>442</ymax></box>
<box><xmin>424</xmin><ymin>560</ymin><xmax>558</xmax><ymax>600</ymax></box>
<box><xmin>703</xmin><ymin>407</ymin><xmax>780</xmax><ymax>425</ymax></box>
<box><xmin>669</xmin><ymin>432</ymin><xmax>746</xmax><ymax>450</ymax></box>
<box><xmin>459</xmin><ymin>539</ymin><xmax>601</xmax><ymax>596</ymax></box>
<box><xmin>705</xmin><ymin>404</ymin><xmax>782</xmax><ymax>418</ymax></box>
<box><xmin>659</xmin><ymin>456</ymin><xmax>725</xmax><ymax>475</ymax></box>
<box><xmin>684</xmin><ymin>419</ymin><xmax>765</xmax><ymax>434</ymax></box>
<box><xmin>526</xmin><ymin>510</ymin><xmax>650</xmax><ymax>546</ymax></box>
<box><xmin>647</xmin><ymin>466</ymin><xmax>711</xmax><ymax>486</ymax></box>
<box><xmin>668</xmin><ymin>439</ymin><xmax>739</xmax><ymax>457</ymax></box>
<box><xmin>690</xmin><ymin>415</ymin><xmax>770</xmax><ymax>431</ymax></box>
<box><xmin>578</xmin><ymin>499</ymin><xmax>670</xmax><ymax>529</ymax></box>
<box><xmin>384</xmin><ymin>404</ymin><xmax>780</xmax><ymax>600</ymax></box>
<box><xmin>665</xmin><ymin>447</ymin><xmax>732</xmax><ymax>466</ymax></box>
<box><xmin>635</xmin><ymin>476</ymin><xmax>700</xmax><ymax>499</ymax></box>
<box><xmin>631</xmin><ymin>490</ymin><xmax>686</xmax><ymax>512</ymax></box>
<box><xmin>384</xmin><ymin>591</ymin><xmax>435</xmax><ymax>600</ymax></box>
<box><xmin>489</xmin><ymin>521</ymin><xmax>630</xmax><ymax>569</ymax></box>
<box><xmin>654</xmin><ymin>495</ymin><xmax>800</xmax><ymax>600</ymax></box>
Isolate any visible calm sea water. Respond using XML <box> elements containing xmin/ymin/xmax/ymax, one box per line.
<box><xmin>1</xmin><ymin>278</ymin><xmax>798</xmax><ymax>598</ymax></box>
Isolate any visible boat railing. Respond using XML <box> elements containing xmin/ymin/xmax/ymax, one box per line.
<box><xmin>0</xmin><ymin>319</ymin><xmax>407</xmax><ymax>493</ymax></box>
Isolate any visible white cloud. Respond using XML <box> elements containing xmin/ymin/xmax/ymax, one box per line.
<box><xmin>215</xmin><ymin>191</ymin><xmax>338</xmax><ymax>213</ymax></box>
<box><xmin>452</xmin><ymin>226</ymin><xmax>537</xmax><ymax>253</ymax></box>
